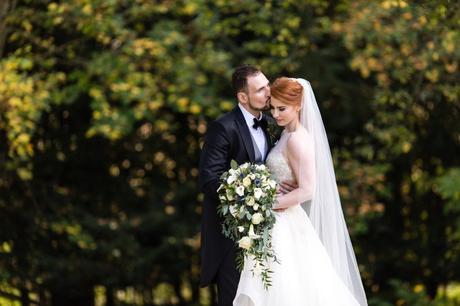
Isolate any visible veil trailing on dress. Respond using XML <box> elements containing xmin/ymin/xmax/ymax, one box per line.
<box><xmin>295</xmin><ymin>78</ymin><xmax>368</xmax><ymax>306</ymax></box>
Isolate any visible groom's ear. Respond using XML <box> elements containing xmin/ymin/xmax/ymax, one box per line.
<box><xmin>237</xmin><ymin>91</ymin><xmax>248</xmax><ymax>104</ymax></box>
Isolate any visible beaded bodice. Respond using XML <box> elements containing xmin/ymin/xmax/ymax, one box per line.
<box><xmin>266</xmin><ymin>131</ymin><xmax>294</xmax><ymax>183</ymax></box>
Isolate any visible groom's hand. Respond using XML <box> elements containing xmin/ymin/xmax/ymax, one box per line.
<box><xmin>273</xmin><ymin>181</ymin><xmax>297</xmax><ymax>212</ymax></box>
<box><xmin>278</xmin><ymin>180</ymin><xmax>297</xmax><ymax>195</ymax></box>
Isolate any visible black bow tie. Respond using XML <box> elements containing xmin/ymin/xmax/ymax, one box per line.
<box><xmin>252</xmin><ymin>117</ymin><xmax>268</xmax><ymax>130</ymax></box>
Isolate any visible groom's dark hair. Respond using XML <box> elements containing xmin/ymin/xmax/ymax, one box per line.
<box><xmin>232</xmin><ymin>64</ymin><xmax>261</xmax><ymax>96</ymax></box>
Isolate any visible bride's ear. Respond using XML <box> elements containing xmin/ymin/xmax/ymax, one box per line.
<box><xmin>296</xmin><ymin>105</ymin><xmax>302</xmax><ymax>119</ymax></box>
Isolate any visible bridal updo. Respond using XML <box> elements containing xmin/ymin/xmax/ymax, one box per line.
<box><xmin>270</xmin><ymin>77</ymin><xmax>303</xmax><ymax>106</ymax></box>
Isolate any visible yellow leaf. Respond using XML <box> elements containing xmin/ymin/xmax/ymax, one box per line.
<box><xmin>8</xmin><ymin>97</ymin><xmax>22</xmax><ymax>107</ymax></box>
<box><xmin>48</xmin><ymin>2</ymin><xmax>58</xmax><ymax>11</ymax></box>
<box><xmin>445</xmin><ymin>62</ymin><xmax>457</xmax><ymax>73</ymax></box>
<box><xmin>82</xmin><ymin>4</ymin><xmax>93</xmax><ymax>15</ymax></box>
<box><xmin>189</xmin><ymin>104</ymin><xmax>202</xmax><ymax>114</ymax></box>
<box><xmin>177</xmin><ymin>97</ymin><xmax>189</xmax><ymax>108</ymax></box>
<box><xmin>148</xmin><ymin>100</ymin><xmax>162</xmax><ymax>111</ymax></box>
<box><xmin>53</xmin><ymin>16</ymin><xmax>63</xmax><ymax>25</ymax></box>
<box><xmin>182</xmin><ymin>2</ymin><xmax>198</xmax><ymax>15</ymax></box>
<box><xmin>413</xmin><ymin>284</ymin><xmax>424</xmax><ymax>293</ymax></box>
<box><xmin>89</xmin><ymin>88</ymin><xmax>103</xmax><ymax>99</ymax></box>
<box><xmin>155</xmin><ymin>120</ymin><xmax>168</xmax><ymax>132</ymax></box>
<box><xmin>17</xmin><ymin>167</ymin><xmax>33</xmax><ymax>180</ymax></box>
<box><xmin>425</xmin><ymin>69</ymin><xmax>439</xmax><ymax>83</ymax></box>
<box><xmin>22</xmin><ymin>21</ymin><xmax>32</xmax><ymax>33</ymax></box>
<box><xmin>1</xmin><ymin>242</ymin><xmax>12</xmax><ymax>253</ymax></box>
<box><xmin>16</xmin><ymin>133</ymin><xmax>31</xmax><ymax>144</ymax></box>
<box><xmin>220</xmin><ymin>101</ymin><xmax>234</xmax><ymax>111</ymax></box>
<box><xmin>401</xmin><ymin>44</ymin><xmax>411</xmax><ymax>56</ymax></box>
<box><xmin>402</xmin><ymin>142</ymin><xmax>411</xmax><ymax>153</ymax></box>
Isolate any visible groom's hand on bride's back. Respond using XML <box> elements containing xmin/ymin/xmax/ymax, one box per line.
<box><xmin>274</xmin><ymin>180</ymin><xmax>298</xmax><ymax>212</ymax></box>
<box><xmin>278</xmin><ymin>180</ymin><xmax>297</xmax><ymax>195</ymax></box>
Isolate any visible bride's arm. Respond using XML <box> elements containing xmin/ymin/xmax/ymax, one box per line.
<box><xmin>274</xmin><ymin>131</ymin><xmax>315</xmax><ymax>209</ymax></box>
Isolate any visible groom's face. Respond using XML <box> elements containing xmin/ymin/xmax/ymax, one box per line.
<box><xmin>239</xmin><ymin>73</ymin><xmax>270</xmax><ymax>114</ymax></box>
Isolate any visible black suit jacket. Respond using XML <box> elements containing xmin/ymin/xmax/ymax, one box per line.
<box><xmin>198</xmin><ymin>106</ymin><xmax>274</xmax><ymax>286</ymax></box>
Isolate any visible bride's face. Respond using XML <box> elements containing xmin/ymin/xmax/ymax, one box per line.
<box><xmin>270</xmin><ymin>97</ymin><xmax>300</xmax><ymax>127</ymax></box>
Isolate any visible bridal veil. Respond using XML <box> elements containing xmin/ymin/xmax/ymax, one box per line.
<box><xmin>295</xmin><ymin>78</ymin><xmax>368</xmax><ymax>306</ymax></box>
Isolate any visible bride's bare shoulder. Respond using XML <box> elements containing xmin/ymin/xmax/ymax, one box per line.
<box><xmin>286</xmin><ymin>127</ymin><xmax>313</xmax><ymax>154</ymax></box>
<box><xmin>288</xmin><ymin>126</ymin><xmax>312</xmax><ymax>143</ymax></box>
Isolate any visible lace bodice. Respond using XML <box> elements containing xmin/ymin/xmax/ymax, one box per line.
<box><xmin>266</xmin><ymin>131</ymin><xmax>294</xmax><ymax>183</ymax></box>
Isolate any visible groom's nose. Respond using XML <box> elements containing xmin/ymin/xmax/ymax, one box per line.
<box><xmin>265</xmin><ymin>85</ymin><xmax>270</xmax><ymax>95</ymax></box>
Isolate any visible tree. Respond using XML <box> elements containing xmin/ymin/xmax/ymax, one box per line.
<box><xmin>1</xmin><ymin>0</ymin><xmax>347</xmax><ymax>304</ymax></box>
<box><xmin>1</xmin><ymin>0</ymin><xmax>459</xmax><ymax>305</ymax></box>
<box><xmin>343</xmin><ymin>0</ymin><xmax>460</xmax><ymax>300</ymax></box>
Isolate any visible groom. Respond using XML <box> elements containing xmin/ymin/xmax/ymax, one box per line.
<box><xmin>198</xmin><ymin>65</ymin><xmax>293</xmax><ymax>306</ymax></box>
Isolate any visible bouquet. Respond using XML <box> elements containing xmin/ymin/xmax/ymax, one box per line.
<box><xmin>217</xmin><ymin>160</ymin><xmax>278</xmax><ymax>289</ymax></box>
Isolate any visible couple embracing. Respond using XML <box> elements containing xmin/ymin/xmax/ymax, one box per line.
<box><xmin>198</xmin><ymin>65</ymin><xmax>368</xmax><ymax>306</ymax></box>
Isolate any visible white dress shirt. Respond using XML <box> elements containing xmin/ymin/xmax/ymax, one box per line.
<box><xmin>238</xmin><ymin>103</ymin><xmax>267</xmax><ymax>160</ymax></box>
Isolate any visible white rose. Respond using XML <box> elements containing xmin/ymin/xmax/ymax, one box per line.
<box><xmin>238</xmin><ymin>226</ymin><xmax>245</xmax><ymax>233</ymax></box>
<box><xmin>256</xmin><ymin>164</ymin><xmax>266</xmax><ymax>171</ymax></box>
<box><xmin>226</xmin><ymin>191</ymin><xmax>234</xmax><ymax>201</ymax></box>
<box><xmin>246</xmin><ymin>196</ymin><xmax>255</xmax><ymax>206</ymax></box>
<box><xmin>242</xmin><ymin>176</ymin><xmax>251</xmax><ymax>187</ymax></box>
<box><xmin>227</xmin><ymin>175</ymin><xmax>236</xmax><ymax>184</ymax></box>
<box><xmin>235</xmin><ymin>186</ymin><xmax>245</xmax><ymax>196</ymax></box>
<box><xmin>251</xmin><ymin>213</ymin><xmax>264</xmax><ymax>225</ymax></box>
<box><xmin>249</xmin><ymin>174</ymin><xmax>256</xmax><ymax>180</ymax></box>
<box><xmin>229</xmin><ymin>205</ymin><xmax>238</xmax><ymax>217</ymax></box>
<box><xmin>248</xmin><ymin>224</ymin><xmax>260</xmax><ymax>239</ymax></box>
<box><xmin>253</xmin><ymin>203</ymin><xmax>259</xmax><ymax>210</ymax></box>
<box><xmin>238</xmin><ymin>236</ymin><xmax>252</xmax><ymax>250</ymax></box>
<box><xmin>268</xmin><ymin>180</ymin><xmax>277</xmax><ymax>189</ymax></box>
<box><xmin>254</xmin><ymin>188</ymin><xmax>264</xmax><ymax>200</ymax></box>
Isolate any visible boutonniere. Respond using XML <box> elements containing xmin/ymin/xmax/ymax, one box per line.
<box><xmin>264</xmin><ymin>114</ymin><xmax>283</xmax><ymax>146</ymax></box>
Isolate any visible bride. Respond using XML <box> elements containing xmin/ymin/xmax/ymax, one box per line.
<box><xmin>233</xmin><ymin>78</ymin><xmax>368</xmax><ymax>306</ymax></box>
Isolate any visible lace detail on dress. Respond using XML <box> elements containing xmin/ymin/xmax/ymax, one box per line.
<box><xmin>265</xmin><ymin>131</ymin><xmax>294</xmax><ymax>183</ymax></box>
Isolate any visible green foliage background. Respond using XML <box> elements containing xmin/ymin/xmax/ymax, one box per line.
<box><xmin>0</xmin><ymin>0</ymin><xmax>459</xmax><ymax>305</ymax></box>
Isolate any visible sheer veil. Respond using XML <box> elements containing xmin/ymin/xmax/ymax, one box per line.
<box><xmin>295</xmin><ymin>78</ymin><xmax>368</xmax><ymax>306</ymax></box>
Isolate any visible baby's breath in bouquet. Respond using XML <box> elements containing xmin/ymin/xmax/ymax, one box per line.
<box><xmin>217</xmin><ymin>160</ymin><xmax>278</xmax><ymax>289</ymax></box>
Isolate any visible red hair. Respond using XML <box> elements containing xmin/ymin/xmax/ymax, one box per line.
<box><xmin>270</xmin><ymin>77</ymin><xmax>303</xmax><ymax>106</ymax></box>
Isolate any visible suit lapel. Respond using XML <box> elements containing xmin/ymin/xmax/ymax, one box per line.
<box><xmin>233</xmin><ymin>107</ymin><xmax>256</xmax><ymax>162</ymax></box>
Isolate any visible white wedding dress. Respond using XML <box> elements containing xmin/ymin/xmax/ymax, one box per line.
<box><xmin>233</xmin><ymin>131</ymin><xmax>361</xmax><ymax>306</ymax></box>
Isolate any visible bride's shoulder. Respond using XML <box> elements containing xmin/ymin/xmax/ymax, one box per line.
<box><xmin>286</xmin><ymin>127</ymin><xmax>313</xmax><ymax>153</ymax></box>
<box><xmin>287</xmin><ymin>126</ymin><xmax>311</xmax><ymax>142</ymax></box>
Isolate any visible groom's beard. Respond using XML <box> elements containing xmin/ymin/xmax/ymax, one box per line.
<box><xmin>248</xmin><ymin>97</ymin><xmax>271</xmax><ymax>113</ymax></box>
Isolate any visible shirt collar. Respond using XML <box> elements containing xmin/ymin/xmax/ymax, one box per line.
<box><xmin>238</xmin><ymin>103</ymin><xmax>262</xmax><ymax>128</ymax></box>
